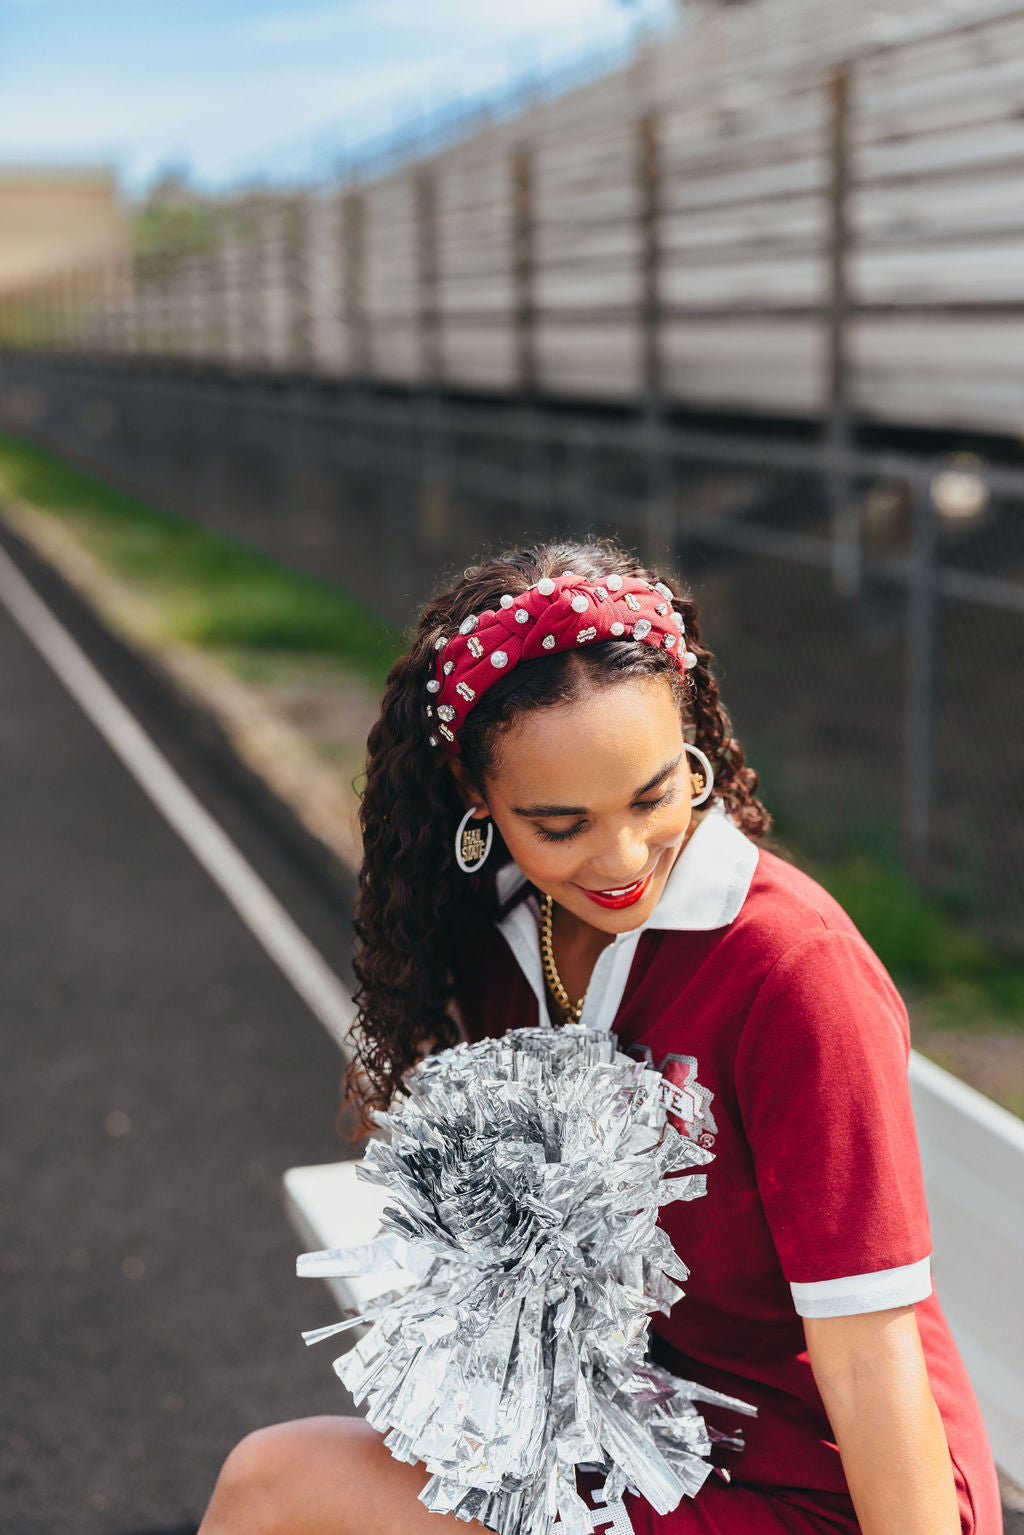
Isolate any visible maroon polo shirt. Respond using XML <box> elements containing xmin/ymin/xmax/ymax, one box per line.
<box><xmin>455</xmin><ymin>834</ymin><xmax>1000</xmax><ymax>1531</ymax></box>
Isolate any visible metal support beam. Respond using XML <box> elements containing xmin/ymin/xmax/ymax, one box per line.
<box><xmin>905</xmin><ymin>473</ymin><xmax>938</xmax><ymax>876</ymax></box>
<box><xmin>414</xmin><ymin>167</ymin><xmax>441</xmax><ymax>385</ymax></box>
<box><xmin>825</xmin><ymin>64</ymin><xmax>860</xmax><ymax>600</ymax></box>
<box><xmin>341</xmin><ymin>190</ymin><xmax>369</xmax><ymax>380</ymax></box>
<box><xmin>637</xmin><ymin>112</ymin><xmax>673</xmax><ymax>557</ymax></box>
<box><xmin>512</xmin><ymin>146</ymin><xmax>536</xmax><ymax>396</ymax></box>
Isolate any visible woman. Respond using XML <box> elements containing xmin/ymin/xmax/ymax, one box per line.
<box><xmin>198</xmin><ymin>540</ymin><xmax>1001</xmax><ymax>1535</ymax></box>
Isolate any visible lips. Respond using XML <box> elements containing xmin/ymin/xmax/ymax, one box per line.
<box><xmin>578</xmin><ymin>873</ymin><xmax>653</xmax><ymax>910</ymax></box>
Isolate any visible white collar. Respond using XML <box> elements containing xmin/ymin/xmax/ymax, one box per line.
<box><xmin>493</xmin><ymin>801</ymin><xmax>759</xmax><ymax>1032</ymax></box>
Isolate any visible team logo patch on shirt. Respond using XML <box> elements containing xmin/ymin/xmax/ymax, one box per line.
<box><xmin>628</xmin><ymin>1047</ymin><xmax>718</xmax><ymax>1151</ymax></box>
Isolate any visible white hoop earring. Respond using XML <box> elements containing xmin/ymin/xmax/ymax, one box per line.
<box><xmin>455</xmin><ymin>805</ymin><xmax>494</xmax><ymax>874</ymax></box>
<box><xmin>684</xmin><ymin>742</ymin><xmax>715</xmax><ymax>807</ymax></box>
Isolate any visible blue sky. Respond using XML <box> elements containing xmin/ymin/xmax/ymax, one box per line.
<box><xmin>0</xmin><ymin>0</ymin><xmax>676</xmax><ymax>196</ymax></box>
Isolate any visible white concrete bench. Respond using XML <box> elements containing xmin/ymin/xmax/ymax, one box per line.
<box><xmin>284</xmin><ymin>1050</ymin><xmax>1024</xmax><ymax>1487</ymax></box>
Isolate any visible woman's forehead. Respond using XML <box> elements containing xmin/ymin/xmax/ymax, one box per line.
<box><xmin>488</xmin><ymin>677</ymin><xmax>683</xmax><ymax>801</ymax></box>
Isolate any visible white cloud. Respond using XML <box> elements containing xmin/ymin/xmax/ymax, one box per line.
<box><xmin>0</xmin><ymin>0</ymin><xmax>676</xmax><ymax>190</ymax></box>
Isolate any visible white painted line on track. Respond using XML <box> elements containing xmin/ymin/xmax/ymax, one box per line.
<box><xmin>0</xmin><ymin>541</ymin><xmax>356</xmax><ymax>1055</ymax></box>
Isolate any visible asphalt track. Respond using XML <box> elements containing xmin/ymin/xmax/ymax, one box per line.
<box><xmin>0</xmin><ymin>527</ymin><xmax>363</xmax><ymax>1535</ymax></box>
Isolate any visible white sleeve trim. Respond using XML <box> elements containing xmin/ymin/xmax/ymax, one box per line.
<box><xmin>790</xmin><ymin>1256</ymin><xmax>932</xmax><ymax>1318</ymax></box>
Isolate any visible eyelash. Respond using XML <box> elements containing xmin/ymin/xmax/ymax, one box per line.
<box><xmin>536</xmin><ymin>787</ymin><xmax>677</xmax><ymax>844</ymax></box>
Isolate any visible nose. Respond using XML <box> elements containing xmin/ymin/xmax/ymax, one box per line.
<box><xmin>583</xmin><ymin>824</ymin><xmax>652</xmax><ymax>887</ymax></box>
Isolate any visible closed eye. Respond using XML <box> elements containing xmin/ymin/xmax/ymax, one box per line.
<box><xmin>535</xmin><ymin>786</ymin><xmax>678</xmax><ymax>843</ymax></box>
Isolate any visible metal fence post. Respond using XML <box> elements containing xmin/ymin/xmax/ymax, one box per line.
<box><xmin>905</xmin><ymin>472</ymin><xmax>938</xmax><ymax>876</ymax></box>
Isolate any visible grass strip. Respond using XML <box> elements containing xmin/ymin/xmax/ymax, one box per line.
<box><xmin>0</xmin><ymin>432</ymin><xmax>403</xmax><ymax>690</ymax></box>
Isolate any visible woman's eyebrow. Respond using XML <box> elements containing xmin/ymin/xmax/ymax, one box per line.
<box><xmin>511</xmin><ymin>755</ymin><xmax>682</xmax><ymax>817</ymax></box>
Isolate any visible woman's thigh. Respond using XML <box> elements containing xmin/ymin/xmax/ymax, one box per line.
<box><xmin>198</xmin><ymin>1418</ymin><xmax>859</xmax><ymax>1535</ymax></box>
<box><xmin>198</xmin><ymin>1415</ymin><xmax>488</xmax><ymax>1535</ymax></box>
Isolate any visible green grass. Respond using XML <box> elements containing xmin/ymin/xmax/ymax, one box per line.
<box><xmin>799</xmin><ymin>843</ymin><xmax>1024</xmax><ymax>1029</ymax></box>
<box><xmin>0</xmin><ymin>433</ymin><xmax>403</xmax><ymax>690</ymax></box>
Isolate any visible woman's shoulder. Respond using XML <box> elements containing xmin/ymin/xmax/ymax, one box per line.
<box><xmin>696</xmin><ymin>834</ymin><xmax>898</xmax><ymax>993</ymax></box>
<box><xmin>728</xmin><ymin>841</ymin><xmax>908</xmax><ymax>1028</ymax></box>
<box><xmin>744</xmin><ymin>843</ymin><xmax>862</xmax><ymax>941</ymax></box>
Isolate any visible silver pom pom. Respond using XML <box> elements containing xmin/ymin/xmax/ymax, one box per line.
<box><xmin>297</xmin><ymin>1029</ymin><xmax>753</xmax><ymax>1535</ymax></box>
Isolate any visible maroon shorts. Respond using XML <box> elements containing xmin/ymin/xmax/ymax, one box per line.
<box><xmin>578</xmin><ymin>1460</ymin><xmax>979</xmax><ymax>1534</ymax></box>
<box><xmin>575</xmin><ymin>1473</ymin><xmax>858</xmax><ymax>1535</ymax></box>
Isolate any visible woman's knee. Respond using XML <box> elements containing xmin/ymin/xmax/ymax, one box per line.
<box><xmin>200</xmin><ymin>1415</ymin><xmax>365</xmax><ymax>1534</ymax></box>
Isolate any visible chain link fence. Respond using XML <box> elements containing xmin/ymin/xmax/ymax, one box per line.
<box><xmin>1</xmin><ymin>356</ymin><xmax>1021</xmax><ymax>941</ymax></box>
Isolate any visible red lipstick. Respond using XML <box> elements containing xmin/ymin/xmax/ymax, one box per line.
<box><xmin>578</xmin><ymin>874</ymin><xmax>653</xmax><ymax>909</ymax></box>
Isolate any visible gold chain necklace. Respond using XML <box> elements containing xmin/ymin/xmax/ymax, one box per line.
<box><xmin>539</xmin><ymin>892</ymin><xmax>587</xmax><ymax>1024</ymax></box>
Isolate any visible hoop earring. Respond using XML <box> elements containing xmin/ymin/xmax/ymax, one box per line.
<box><xmin>684</xmin><ymin>742</ymin><xmax>715</xmax><ymax>808</ymax></box>
<box><xmin>455</xmin><ymin>805</ymin><xmax>494</xmax><ymax>874</ymax></box>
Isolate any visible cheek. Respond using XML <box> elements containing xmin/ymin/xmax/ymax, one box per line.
<box><xmin>498</xmin><ymin>821</ymin><xmax>578</xmax><ymax>883</ymax></box>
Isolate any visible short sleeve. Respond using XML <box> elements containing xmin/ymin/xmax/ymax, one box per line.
<box><xmin>734</xmin><ymin>927</ymin><xmax>933</xmax><ymax>1318</ymax></box>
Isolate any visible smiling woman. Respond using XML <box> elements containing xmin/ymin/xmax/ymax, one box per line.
<box><xmin>197</xmin><ymin>538</ymin><xmax>1001</xmax><ymax>1535</ymax></box>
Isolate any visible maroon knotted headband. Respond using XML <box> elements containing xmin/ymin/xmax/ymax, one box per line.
<box><xmin>425</xmin><ymin>571</ymin><xmax>694</xmax><ymax>754</ymax></box>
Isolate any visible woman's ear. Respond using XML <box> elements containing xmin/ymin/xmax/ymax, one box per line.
<box><xmin>447</xmin><ymin>760</ymin><xmax>492</xmax><ymax>819</ymax></box>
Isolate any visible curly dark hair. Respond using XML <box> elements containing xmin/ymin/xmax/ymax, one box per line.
<box><xmin>345</xmin><ymin>537</ymin><xmax>771</xmax><ymax>1126</ymax></box>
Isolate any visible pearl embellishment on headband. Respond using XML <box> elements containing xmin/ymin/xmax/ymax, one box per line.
<box><xmin>571</xmin><ymin>594</ymin><xmax>589</xmax><ymax>613</ymax></box>
<box><xmin>537</xmin><ymin>577</ymin><xmax>556</xmax><ymax>596</ymax></box>
<box><xmin>499</xmin><ymin>594</ymin><xmax>515</xmax><ymax>608</ymax></box>
<box><xmin>491</xmin><ymin>650</ymin><xmax>509</xmax><ymax>668</ymax></box>
<box><xmin>426</xmin><ymin>679</ymin><xmax>441</xmax><ymax>693</ymax></box>
<box><xmin>610</xmin><ymin>621</ymin><xmax>625</xmax><ymax>636</ymax></box>
<box><xmin>606</xmin><ymin>574</ymin><xmax>623</xmax><ymax>591</ymax></box>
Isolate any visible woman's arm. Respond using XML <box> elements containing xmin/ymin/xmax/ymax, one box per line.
<box><xmin>804</xmin><ymin>1306</ymin><xmax>960</xmax><ymax>1535</ymax></box>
